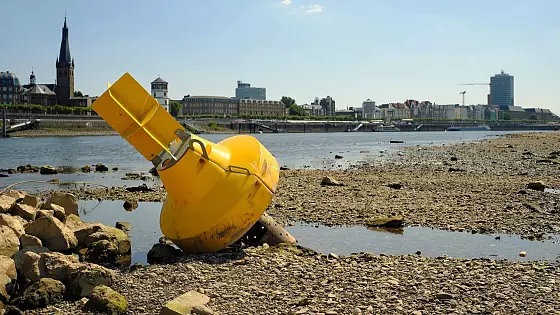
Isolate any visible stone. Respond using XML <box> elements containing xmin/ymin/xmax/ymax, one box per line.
<box><xmin>0</xmin><ymin>195</ymin><xmax>16</xmax><ymax>213</ymax></box>
<box><xmin>45</xmin><ymin>192</ymin><xmax>78</xmax><ymax>216</ymax></box>
<box><xmin>84</xmin><ymin>226</ymin><xmax>131</xmax><ymax>255</ymax></box>
<box><xmin>365</xmin><ymin>216</ymin><xmax>404</xmax><ymax>228</ymax></box>
<box><xmin>0</xmin><ymin>214</ymin><xmax>25</xmax><ymax>237</ymax></box>
<box><xmin>11</xmin><ymin>204</ymin><xmax>37</xmax><ymax>221</ymax></box>
<box><xmin>160</xmin><ymin>291</ymin><xmax>210</xmax><ymax>315</ymax></box>
<box><xmin>321</xmin><ymin>176</ymin><xmax>343</xmax><ymax>187</ymax></box>
<box><xmin>68</xmin><ymin>263</ymin><xmax>115</xmax><ymax>297</ymax></box>
<box><xmin>387</xmin><ymin>183</ymin><xmax>402</xmax><ymax>189</ymax></box>
<box><xmin>147</xmin><ymin>244</ymin><xmax>182</xmax><ymax>264</ymax></box>
<box><xmin>85</xmin><ymin>240</ymin><xmax>119</xmax><ymax>265</ymax></box>
<box><xmin>81</xmin><ymin>165</ymin><xmax>91</xmax><ymax>173</ymax></box>
<box><xmin>334</xmin><ymin>154</ymin><xmax>343</xmax><ymax>159</ymax></box>
<box><xmin>95</xmin><ymin>164</ymin><xmax>109</xmax><ymax>172</ymax></box>
<box><xmin>12</xmin><ymin>247</ymin><xmax>51</xmax><ymax>271</ymax></box>
<box><xmin>84</xmin><ymin>285</ymin><xmax>127</xmax><ymax>314</ymax></box>
<box><xmin>25</xmin><ymin>216</ymin><xmax>78</xmax><ymax>251</ymax></box>
<box><xmin>21</xmin><ymin>252</ymin><xmax>43</xmax><ymax>282</ymax></box>
<box><xmin>13</xmin><ymin>278</ymin><xmax>65</xmax><ymax>310</ymax></box>
<box><xmin>21</xmin><ymin>195</ymin><xmax>40</xmax><ymax>208</ymax></box>
<box><xmin>0</xmin><ymin>256</ymin><xmax>17</xmax><ymax>307</ymax></box>
<box><xmin>435</xmin><ymin>292</ymin><xmax>454</xmax><ymax>300</ymax></box>
<box><xmin>20</xmin><ymin>234</ymin><xmax>43</xmax><ymax>248</ymax></box>
<box><xmin>35</xmin><ymin>210</ymin><xmax>55</xmax><ymax>219</ymax></box>
<box><xmin>39</xmin><ymin>166</ymin><xmax>58</xmax><ymax>175</ymax></box>
<box><xmin>63</xmin><ymin>214</ymin><xmax>86</xmax><ymax>232</ymax></box>
<box><xmin>5</xmin><ymin>191</ymin><xmax>25</xmax><ymax>200</ymax></box>
<box><xmin>40</xmin><ymin>252</ymin><xmax>80</xmax><ymax>281</ymax></box>
<box><xmin>0</xmin><ymin>256</ymin><xmax>16</xmax><ymax>281</ymax></box>
<box><xmin>527</xmin><ymin>181</ymin><xmax>546</xmax><ymax>191</ymax></box>
<box><xmin>42</xmin><ymin>204</ymin><xmax>65</xmax><ymax>221</ymax></box>
<box><xmin>0</xmin><ymin>195</ymin><xmax>16</xmax><ymax>214</ymax></box>
<box><xmin>0</xmin><ymin>226</ymin><xmax>19</xmax><ymax>257</ymax></box>
<box><xmin>115</xmin><ymin>221</ymin><xmax>132</xmax><ymax>232</ymax></box>
<box><xmin>192</xmin><ymin>305</ymin><xmax>214</xmax><ymax>315</ymax></box>
<box><xmin>519</xmin><ymin>251</ymin><xmax>527</xmax><ymax>257</ymax></box>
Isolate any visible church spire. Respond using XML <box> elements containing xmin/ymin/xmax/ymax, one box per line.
<box><xmin>58</xmin><ymin>16</ymin><xmax>72</xmax><ymax>67</ymax></box>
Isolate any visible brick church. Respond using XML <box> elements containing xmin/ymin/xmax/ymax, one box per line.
<box><xmin>19</xmin><ymin>17</ymin><xmax>91</xmax><ymax>107</ymax></box>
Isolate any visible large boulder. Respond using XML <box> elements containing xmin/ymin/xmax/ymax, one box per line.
<box><xmin>85</xmin><ymin>240</ymin><xmax>119</xmax><ymax>265</ymax></box>
<box><xmin>4</xmin><ymin>190</ymin><xmax>25</xmax><ymax>200</ymax></box>
<box><xmin>20</xmin><ymin>234</ymin><xmax>43</xmax><ymax>248</ymax></box>
<box><xmin>0</xmin><ymin>256</ymin><xmax>17</xmax><ymax>307</ymax></box>
<box><xmin>45</xmin><ymin>192</ymin><xmax>78</xmax><ymax>216</ymax></box>
<box><xmin>43</xmin><ymin>204</ymin><xmax>65</xmax><ymax>221</ymax></box>
<box><xmin>0</xmin><ymin>195</ymin><xmax>16</xmax><ymax>214</ymax></box>
<box><xmin>25</xmin><ymin>216</ymin><xmax>78</xmax><ymax>251</ymax></box>
<box><xmin>20</xmin><ymin>251</ymin><xmax>80</xmax><ymax>282</ymax></box>
<box><xmin>84</xmin><ymin>285</ymin><xmax>128</xmax><ymax>314</ymax></box>
<box><xmin>11</xmin><ymin>246</ymin><xmax>51</xmax><ymax>272</ymax></box>
<box><xmin>0</xmin><ymin>226</ymin><xmax>19</xmax><ymax>257</ymax></box>
<box><xmin>12</xmin><ymin>278</ymin><xmax>65</xmax><ymax>310</ymax></box>
<box><xmin>21</xmin><ymin>195</ymin><xmax>40</xmax><ymax>208</ymax></box>
<box><xmin>0</xmin><ymin>214</ymin><xmax>25</xmax><ymax>237</ymax></box>
<box><xmin>68</xmin><ymin>263</ymin><xmax>115</xmax><ymax>297</ymax></box>
<box><xmin>160</xmin><ymin>291</ymin><xmax>211</xmax><ymax>315</ymax></box>
<box><xmin>36</xmin><ymin>210</ymin><xmax>55</xmax><ymax>220</ymax></box>
<box><xmin>84</xmin><ymin>227</ymin><xmax>131</xmax><ymax>255</ymax></box>
<box><xmin>11</xmin><ymin>204</ymin><xmax>38</xmax><ymax>221</ymax></box>
<box><xmin>63</xmin><ymin>214</ymin><xmax>86</xmax><ymax>232</ymax></box>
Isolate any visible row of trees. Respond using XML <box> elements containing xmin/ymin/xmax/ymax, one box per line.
<box><xmin>0</xmin><ymin>104</ymin><xmax>95</xmax><ymax>115</ymax></box>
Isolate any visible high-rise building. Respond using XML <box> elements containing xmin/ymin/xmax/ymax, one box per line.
<box><xmin>320</xmin><ymin>96</ymin><xmax>336</xmax><ymax>116</ymax></box>
<box><xmin>151</xmin><ymin>76</ymin><xmax>169</xmax><ymax>112</ymax></box>
<box><xmin>235</xmin><ymin>81</ymin><xmax>266</xmax><ymax>100</ymax></box>
<box><xmin>362</xmin><ymin>99</ymin><xmax>376</xmax><ymax>119</ymax></box>
<box><xmin>490</xmin><ymin>70</ymin><xmax>514</xmax><ymax>107</ymax></box>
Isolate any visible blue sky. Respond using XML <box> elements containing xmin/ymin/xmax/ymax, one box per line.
<box><xmin>2</xmin><ymin>0</ymin><xmax>559</xmax><ymax>112</ymax></box>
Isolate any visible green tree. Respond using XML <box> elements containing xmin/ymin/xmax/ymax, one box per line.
<box><xmin>281</xmin><ymin>96</ymin><xmax>296</xmax><ymax>108</ymax></box>
<box><xmin>74</xmin><ymin>90</ymin><xmax>84</xmax><ymax>97</ymax></box>
<box><xmin>288</xmin><ymin>104</ymin><xmax>305</xmax><ymax>116</ymax></box>
<box><xmin>502</xmin><ymin>112</ymin><xmax>511</xmax><ymax>120</ymax></box>
<box><xmin>170</xmin><ymin>101</ymin><xmax>182</xmax><ymax>117</ymax></box>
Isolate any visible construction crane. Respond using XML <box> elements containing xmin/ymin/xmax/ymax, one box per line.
<box><xmin>459</xmin><ymin>91</ymin><xmax>466</xmax><ymax>106</ymax></box>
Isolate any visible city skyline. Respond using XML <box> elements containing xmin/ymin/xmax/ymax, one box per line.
<box><xmin>2</xmin><ymin>0</ymin><xmax>559</xmax><ymax>113</ymax></box>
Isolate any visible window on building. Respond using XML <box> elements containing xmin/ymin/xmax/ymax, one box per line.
<box><xmin>154</xmin><ymin>93</ymin><xmax>156</xmax><ymax>97</ymax></box>
<box><xmin>164</xmin><ymin>92</ymin><xmax>167</xmax><ymax>97</ymax></box>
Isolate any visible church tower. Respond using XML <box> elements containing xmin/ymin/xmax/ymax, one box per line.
<box><xmin>55</xmin><ymin>17</ymin><xmax>74</xmax><ymax>105</ymax></box>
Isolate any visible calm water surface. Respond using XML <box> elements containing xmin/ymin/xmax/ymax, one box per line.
<box><xmin>0</xmin><ymin>131</ymin><xmax>532</xmax><ymax>191</ymax></box>
<box><xmin>79</xmin><ymin>200</ymin><xmax>560</xmax><ymax>265</ymax></box>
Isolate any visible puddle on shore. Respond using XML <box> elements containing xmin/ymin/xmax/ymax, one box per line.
<box><xmin>78</xmin><ymin>200</ymin><xmax>560</xmax><ymax>265</ymax></box>
<box><xmin>287</xmin><ymin>223</ymin><xmax>560</xmax><ymax>262</ymax></box>
<box><xmin>545</xmin><ymin>188</ymin><xmax>560</xmax><ymax>194</ymax></box>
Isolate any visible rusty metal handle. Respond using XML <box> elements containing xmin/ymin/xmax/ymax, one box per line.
<box><xmin>189</xmin><ymin>138</ymin><xmax>209</xmax><ymax>160</ymax></box>
<box><xmin>227</xmin><ymin>165</ymin><xmax>251</xmax><ymax>175</ymax></box>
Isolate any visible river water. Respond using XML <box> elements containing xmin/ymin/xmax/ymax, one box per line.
<box><xmin>0</xmin><ymin>131</ymin><xmax>530</xmax><ymax>191</ymax></box>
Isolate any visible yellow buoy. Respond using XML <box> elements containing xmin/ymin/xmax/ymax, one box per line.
<box><xmin>92</xmin><ymin>73</ymin><xmax>279</xmax><ymax>253</ymax></box>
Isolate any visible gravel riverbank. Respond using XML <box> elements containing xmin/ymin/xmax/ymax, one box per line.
<box><xmin>29</xmin><ymin>245</ymin><xmax>560</xmax><ymax>315</ymax></box>
<box><xmin>8</xmin><ymin>128</ymin><xmax>118</xmax><ymax>138</ymax></box>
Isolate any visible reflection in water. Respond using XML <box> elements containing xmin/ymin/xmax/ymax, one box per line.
<box><xmin>365</xmin><ymin>227</ymin><xmax>404</xmax><ymax>235</ymax></box>
<box><xmin>288</xmin><ymin>223</ymin><xmax>560</xmax><ymax>263</ymax></box>
<box><xmin>78</xmin><ymin>200</ymin><xmax>560</xmax><ymax>265</ymax></box>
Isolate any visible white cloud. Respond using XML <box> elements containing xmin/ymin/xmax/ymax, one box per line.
<box><xmin>303</xmin><ymin>4</ymin><xmax>324</xmax><ymax>14</ymax></box>
<box><xmin>281</xmin><ymin>1</ymin><xmax>324</xmax><ymax>14</ymax></box>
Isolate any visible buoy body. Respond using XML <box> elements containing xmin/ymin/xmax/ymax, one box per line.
<box><xmin>92</xmin><ymin>73</ymin><xmax>279</xmax><ymax>253</ymax></box>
